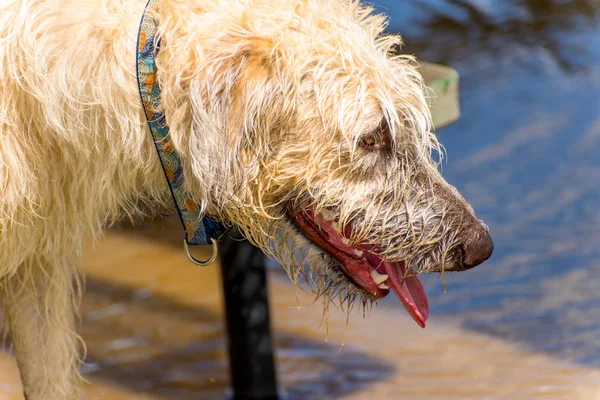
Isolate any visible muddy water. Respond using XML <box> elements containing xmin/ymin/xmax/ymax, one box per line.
<box><xmin>2</xmin><ymin>224</ymin><xmax>600</xmax><ymax>400</ymax></box>
<box><xmin>1</xmin><ymin>1</ymin><xmax>600</xmax><ymax>399</ymax></box>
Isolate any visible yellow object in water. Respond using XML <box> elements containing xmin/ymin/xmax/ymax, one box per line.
<box><xmin>421</xmin><ymin>62</ymin><xmax>460</xmax><ymax>129</ymax></box>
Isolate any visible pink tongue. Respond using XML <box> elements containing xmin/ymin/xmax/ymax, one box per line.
<box><xmin>311</xmin><ymin>210</ymin><xmax>429</xmax><ymax>327</ymax></box>
<box><xmin>382</xmin><ymin>261</ymin><xmax>429</xmax><ymax>328</ymax></box>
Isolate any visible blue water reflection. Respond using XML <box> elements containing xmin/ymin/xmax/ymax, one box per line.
<box><xmin>375</xmin><ymin>0</ymin><xmax>600</xmax><ymax>365</ymax></box>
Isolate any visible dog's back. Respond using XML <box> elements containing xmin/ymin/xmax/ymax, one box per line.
<box><xmin>0</xmin><ymin>0</ymin><xmax>167</xmax><ymax>269</ymax></box>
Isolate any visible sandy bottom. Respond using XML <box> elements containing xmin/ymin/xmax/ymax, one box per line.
<box><xmin>1</xmin><ymin>221</ymin><xmax>600</xmax><ymax>400</ymax></box>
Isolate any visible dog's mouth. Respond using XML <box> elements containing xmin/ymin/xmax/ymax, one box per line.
<box><xmin>289</xmin><ymin>207</ymin><xmax>429</xmax><ymax>328</ymax></box>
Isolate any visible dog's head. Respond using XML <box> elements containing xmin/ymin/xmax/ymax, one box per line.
<box><xmin>156</xmin><ymin>0</ymin><xmax>492</xmax><ymax>326</ymax></box>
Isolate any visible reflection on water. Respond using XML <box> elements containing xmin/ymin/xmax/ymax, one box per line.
<box><xmin>376</xmin><ymin>0</ymin><xmax>600</xmax><ymax>367</ymax></box>
<box><xmin>81</xmin><ymin>278</ymin><xmax>393</xmax><ymax>400</ymax></box>
<box><xmin>377</xmin><ymin>0</ymin><xmax>600</xmax><ymax>74</ymax></box>
<box><xmin>73</xmin><ymin>228</ymin><xmax>600</xmax><ymax>400</ymax></box>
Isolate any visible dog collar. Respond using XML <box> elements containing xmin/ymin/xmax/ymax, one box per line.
<box><xmin>136</xmin><ymin>0</ymin><xmax>226</xmax><ymax>265</ymax></box>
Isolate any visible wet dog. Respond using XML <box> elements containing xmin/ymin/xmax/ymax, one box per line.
<box><xmin>0</xmin><ymin>0</ymin><xmax>492</xmax><ymax>398</ymax></box>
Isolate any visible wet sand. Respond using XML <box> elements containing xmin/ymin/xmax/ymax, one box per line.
<box><xmin>1</xmin><ymin>223</ymin><xmax>600</xmax><ymax>399</ymax></box>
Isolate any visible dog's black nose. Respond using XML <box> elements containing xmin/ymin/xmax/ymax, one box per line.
<box><xmin>461</xmin><ymin>225</ymin><xmax>494</xmax><ymax>269</ymax></box>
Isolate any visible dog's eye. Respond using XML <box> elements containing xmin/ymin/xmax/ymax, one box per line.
<box><xmin>359</xmin><ymin>120</ymin><xmax>391</xmax><ymax>150</ymax></box>
<box><xmin>361</xmin><ymin>135</ymin><xmax>378</xmax><ymax>147</ymax></box>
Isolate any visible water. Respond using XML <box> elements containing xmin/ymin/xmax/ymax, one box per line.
<box><xmin>374</xmin><ymin>0</ymin><xmax>600</xmax><ymax>367</ymax></box>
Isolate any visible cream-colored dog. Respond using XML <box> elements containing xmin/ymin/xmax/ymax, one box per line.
<box><xmin>0</xmin><ymin>0</ymin><xmax>492</xmax><ymax>398</ymax></box>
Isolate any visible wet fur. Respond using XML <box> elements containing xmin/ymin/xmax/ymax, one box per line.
<box><xmin>0</xmin><ymin>0</ymin><xmax>480</xmax><ymax>398</ymax></box>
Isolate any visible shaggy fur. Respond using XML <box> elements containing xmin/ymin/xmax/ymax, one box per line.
<box><xmin>0</xmin><ymin>0</ymin><xmax>490</xmax><ymax>398</ymax></box>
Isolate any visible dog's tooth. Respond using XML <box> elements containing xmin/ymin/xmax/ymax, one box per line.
<box><xmin>341</xmin><ymin>237</ymin><xmax>350</xmax><ymax>245</ymax></box>
<box><xmin>354</xmin><ymin>249</ymin><xmax>363</xmax><ymax>258</ymax></box>
<box><xmin>332</xmin><ymin>222</ymin><xmax>340</xmax><ymax>232</ymax></box>
<box><xmin>378</xmin><ymin>283</ymin><xmax>390</xmax><ymax>290</ymax></box>
<box><xmin>320</xmin><ymin>208</ymin><xmax>334</xmax><ymax>221</ymax></box>
<box><xmin>370</xmin><ymin>269</ymin><xmax>389</xmax><ymax>285</ymax></box>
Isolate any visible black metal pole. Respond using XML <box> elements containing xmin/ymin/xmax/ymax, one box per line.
<box><xmin>219</xmin><ymin>230</ymin><xmax>280</xmax><ymax>400</ymax></box>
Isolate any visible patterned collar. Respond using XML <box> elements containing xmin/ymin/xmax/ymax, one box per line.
<box><xmin>136</xmin><ymin>0</ymin><xmax>226</xmax><ymax>264</ymax></box>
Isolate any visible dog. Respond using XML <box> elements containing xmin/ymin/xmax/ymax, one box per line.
<box><xmin>0</xmin><ymin>0</ymin><xmax>493</xmax><ymax>398</ymax></box>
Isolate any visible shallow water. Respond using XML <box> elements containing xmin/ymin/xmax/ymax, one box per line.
<box><xmin>1</xmin><ymin>1</ymin><xmax>600</xmax><ymax>399</ymax></box>
<box><xmin>49</xmin><ymin>230</ymin><xmax>600</xmax><ymax>399</ymax></box>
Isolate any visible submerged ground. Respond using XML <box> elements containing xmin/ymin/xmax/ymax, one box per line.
<box><xmin>1</xmin><ymin>0</ymin><xmax>600</xmax><ymax>398</ymax></box>
<box><xmin>2</xmin><ymin>225</ymin><xmax>600</xmax><ymax>399</ymax></box>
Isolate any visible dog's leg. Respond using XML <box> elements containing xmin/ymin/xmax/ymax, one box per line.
<box><xmin>1</xmin><ymin>256</ymin><xmax>83</xmax><ymax>400</ymax></box>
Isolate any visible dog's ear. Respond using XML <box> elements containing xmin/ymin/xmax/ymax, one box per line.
<box><xmin>229</xmin><ymin>48</ymin><xmax>280</xmax><ymax>138</ymax></box>
<box><xmin>182</xmin><ymin>39</ymin><xmax>294</xmax><ymax>192</ymax></box>
<box><xmin>225</xmin><ymin>43</ymin><xmax>294</xmax><ymax>156</ymax></box>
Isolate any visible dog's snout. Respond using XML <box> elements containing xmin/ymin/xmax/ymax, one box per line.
<box><xmin>460</xmin><ymin>224</ymin><xmax>494</xmax><ymax>269</ymax></box>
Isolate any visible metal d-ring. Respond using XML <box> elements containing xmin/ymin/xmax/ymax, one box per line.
<box><xmin>184</xmin><ymin>238</ymin><xmax>219</xmax><ymax>267</ymax></box>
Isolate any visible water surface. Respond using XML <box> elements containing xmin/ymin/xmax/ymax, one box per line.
<box><xmin>376</xmin><ymin>0</ymin><xmax>600</xmax><ymax>367</ymax></box>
